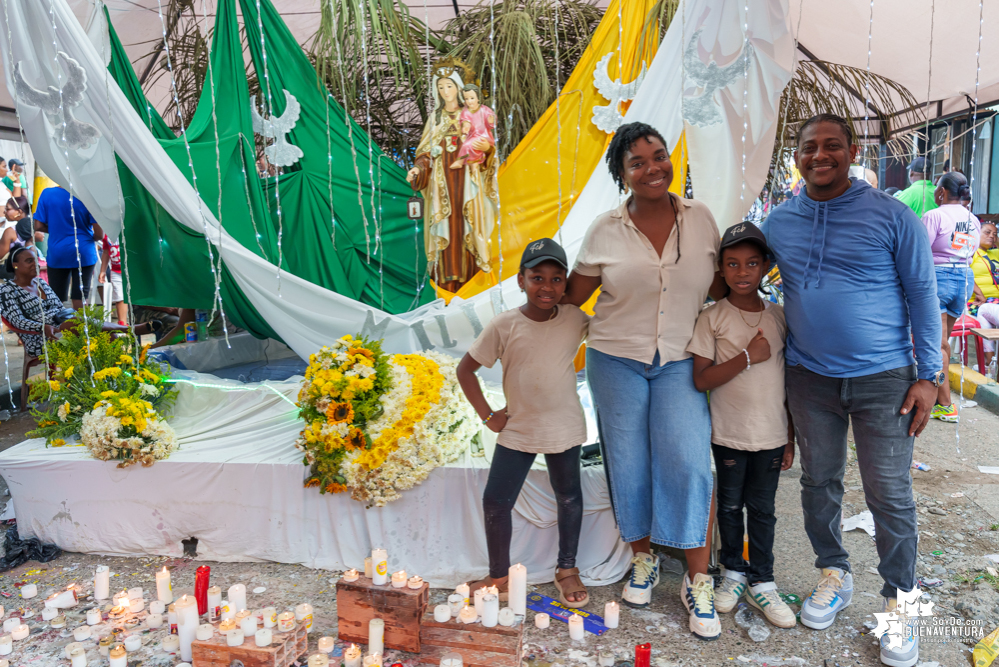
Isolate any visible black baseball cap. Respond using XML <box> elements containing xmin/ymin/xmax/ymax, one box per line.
<box><xmin>520</xmin><ymin>237</ymin><xmax>568</xmax><ymax>270</ymax></box>
<box><xmin>8</xmin><ymin>159</ymin><xmax>23</xmax><ymax>167</ymax></box>
<box><xmin>907</xmin><ymin>156</ymin><xmax>927</xmax><ymax>173</ymax></box>
<box><xmin>720</xmin><ymin>222</ymin><xmax>771</xmax><ymax>258</ymax></box>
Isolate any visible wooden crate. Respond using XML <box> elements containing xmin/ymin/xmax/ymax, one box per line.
<box><xmin>191</xmin><ymin>620</ymin><xmax>308</xmax><ymax>667</ymax></box>
<box><xmin>336</xmin><ymin>576</ymin><xmax>430</xmax><ymax>653</ymax></box>
<box><xmin>417</xmin><ymin>609</ymin><xmax>524</xmax><ymax>667</ymax></box>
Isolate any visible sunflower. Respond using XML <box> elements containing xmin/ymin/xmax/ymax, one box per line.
<box><xmin>325</xmin><ymin>401</ymin><xmax>354</xmax><ymax>425</ymax></box>
<box><xmin>304</xmin><ymin>478</ymin><xmax>321</xmax><ymax>488</ymax></box>
<box><xmin>347</xmin><ymin>428</ymin><xmax>367</xmax><ymax>451</ymax></box>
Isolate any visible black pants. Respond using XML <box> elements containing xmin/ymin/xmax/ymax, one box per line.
<box><xmin>483</xmin><ymin>444</ymin><xmax>583</xmax><ymax>579</ymax></box>
<box><xmin>712</xmin><ymin>443</ymin><xmax>785</xmax><ymax>585</ymax></box>
<box><xmin>47</xmin><ymin>265</ymin><xmax>95</xmax><ymax>302</ymax></box>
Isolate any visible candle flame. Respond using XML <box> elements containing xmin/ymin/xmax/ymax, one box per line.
<box><xmin>162</xmin><ymin>567</ymin><xmax>168</xmax><ymax>574</ymax></box>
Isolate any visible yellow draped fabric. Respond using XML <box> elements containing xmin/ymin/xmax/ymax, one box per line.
<box><xmin>439</xmin><ymin>0</ymin><xmax>685</xmax><ymax>302</ymax></box>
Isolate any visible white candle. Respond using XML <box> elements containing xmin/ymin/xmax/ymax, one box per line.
<box><xmin>568</xmin><ymin>613</ymin><xmax>584</xmax><ymax>641</ymax></box>
<box><xmin>295</xmin><ymin>602</ymin><xmax>313</xmax><ymax>632</ymax></box>
<box><xmin>94</xmin><ymin>566</ymin><xmax>110</xmax><ymax>600</ymax></box>
<box><xmin>458</xmin><ymin>605</ymin><xmax>477</xmax><ymax>624</ymax></box>
<box><xmin>0</xmin><ymin>636</ymin><xmax>9</xmax><ymax>655</ymax></box>
<box><xmin>127</xmin><ymin>587</ymin><xmax>143</xmax><ymax>601</ymax></box>
<box><xmin>162</xmin><ymin>634</ymin><xmax>180</xmax><ymax>652</ymax></box>
<box><xmin>318</xmin><ymin>636</ymin><xmax>335</xmax><ymax>653</ymax></box>
<box><xmin>220</xmin><ymin>619</ymin><xmax>237</xmax><ymax>633</ymax></box>
<box><xmin>254</xmin><ymin>628</ymin><xmax>272</xmax><ymax>647</ymax></box>
<box><xmin>196</xmin><ymin>624</ymin><xmax>214</xmax><ymax>640</ymax></box>
<box><xmin>65</xmin><ymin>642</ymin><xmax>83</xmax><ymax>658</ymax></box>
<box><xmin>149</xmin><ymin>599</ymin><xmax>165</xmax><ymax>615</ymax></box>
<box><xmin>440</xmin><ymin>652</ymin><xmax>463</xmax><ymax>667</ymax></box>
<box><xmin>114</xmin><ymin>590</ymin><xmax>129</xmax><ymax>607</ymax></box>
<box><xmin>604</xmin><ymin>601</ymin><xmax>619</xmax><ymax>629</ymax></box>
<box><xmin>473</xmin><ymin>587</ymin><xmax>486</xmax><ymax>618</ymax></box>
<box><xmin>368</xmin><ymin>618</ymin><xmax>385</xmax><ymax>655</ymax></box>
<box><xmin>277</xmin><ymin>611</ymin><xmax>295</xmax><ymax>632</ymax></box>
<box><xmin>73</xmin><ymin>625</ymin><xmax>91</xmax><ymax>640</ymax></box>
<box><xmin>434</xmin><ymin>604</ymin><xmax>451</xmax><ymax>622</ymax></box>
<box><xmin>11</xmin><ymin>625</ymin><xmax>27</xmax><ymax>641</ymax></box>
<box><xmin>344</xmin><ymin>644</ymin><xmax>362</xmax><ymax>667</ymax></box>
<box><xmin>124</xmin><ymin>634</ymin><xmax>141</xmax><ymax>651</ymax></box>
<box><xmin>50</xmin><ymin>615</ymin><xmax>66</xmax><ymax>628</ymax></box>
<box><xmin>498</xmin><ymin>608</ymin><xmax>516</xmax><ymax>627</ymax></box>
<box><xmin>262</xmin><ymin>607</ymin><xmax>277</xmax><ymax>628</ymax></box>
<box><xmin>534</xmin><ymin>612</ymin><xmax>550</xmax><ymax>629</ymax></box>
<box><xmin>371</xmin><ymin>548</ymin><xmax>388</xmax><ymax>586</ymax></box>
<box><xmin>598</xmin><ymin>650</ymin><xmax>615</xmax><ymax>666</ymax></box>
<box><xmin>156</xmin><ymin>567</ymin><xmax>173</xmax><ymax>604</ymax></box>
<box><xmin>240</xmin><ymin>613</ymin><xmax>258</xmax><ymax>636</ymax></box>
<box><xmin>481</xmin><ymin>593</ymin><xmax>499</xmax><ymax>628</ymax></box>
<box><xmin>391</xmin><ymin>571</ymin><xmax>407</xmax><ymax>589</ymax></box>
<box><xmin>364</xmin><ymin>558</ymin><xmax>372</xmax><ymax>578</ymax></box>
<box><xmin>447</xmin><ymin>594</ymin><xmax>463</xmax><ymax>617</ymax></box>
<box><xmin>407</xmin><ymin>576</ymin><xmax>424</xmax><ymax>590</ymax></box>
<box><xmin>508</xmin><ymin>563</ymin><xmax>527</xmax><ymax>616</ymax></box>
<box><xmin>220</xmin><ymin>600</ymin><xmax>235</xmax><ymax>621</ymax></box>
<box><xmin>455</xmin><ymin>583</ymin><xmax>470</xmax><ymax>606</ymax></box>
<box><xmin>45</xmin><ymin>587</ymin><xmax>78</xmax><ymax>609</ymax></box>
<box><xmin>41</xmin><ymin>606</ymin><xmax>58</xmax><ymax>621</ymax></box>
<box><xmin>109</xmin><ymin>645</ymin><xmax>127</xmax><ymax>667</ymax></box>
<box><xmin>227</xmin><ymin>584</ymin><xmax>247</xmax><ymax>613</ymax></box>
<box><xmin>175</xmin><ymin>595</ymin><xmax>199</xmax><ymax>661</ymax></box>
<box><xmin>308</xmin><ymin>655</ymin><xmax>330</xmax><ymax>667</ymax></box>
<box><xmin>129</xmin><ymin>597</ymin><xmax>144</xmax><ymax>613</ymax></box>
<box><xmin>363</xmin><ymin>653</ymin><xmax>382</xmax><ymax>667</ymax></box>
<box><xmin>86</xmin><ymin>608</ymin><xmax>101</xmax><ymax>625</ymax></box>
<box><xmin>147</xmin><ymin>612</ymin><xmax>164</xmax><ymax>629</ymax></box>
<box><xmin>226</xmin><ymin>629</ymin><xmax>244</xmax><ymax>646</ymax></box>
<box><xmin>70</xmin><ymin>647</ymin><xmax>86</xmax><ymax>667</ymax></box>
<box><xmin>19</xmin><ymin>584</ymin><xmax>36</xmax><ymax>599</ymax></box>
<box><xmin>342</xmin><ymin>569</ymin><xmax>360</xmax><ymax>583</ymax></box>
<box><xmin>0</xmin><ymin>620</ymin><xmax>16</xmax><ymax>633</ymax></box>
<box><xmin>207</xmin><ymin>586</ymin><xmax>222</xmax><ymax>622</ymax></box>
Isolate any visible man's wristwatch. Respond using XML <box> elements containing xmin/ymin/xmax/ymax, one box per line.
<box><xmin>929</xmin><ymin>370</ymin><xmax>947</xmax><ymax>387</ymax></box>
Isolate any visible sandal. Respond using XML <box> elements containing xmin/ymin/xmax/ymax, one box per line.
<box><xmin>468</xmin><ymin>577</ymin><xmax>509</xmax><ymax>602</ymax></box>
<box><xmin>554</xmin><ymin>567</ymin><xmax>589</xmax><ymax>609</ymax></box>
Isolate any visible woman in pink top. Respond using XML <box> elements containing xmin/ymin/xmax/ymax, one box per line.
<box><xmin>921</xmin><ymin>171</ymin><xmax>981</xmax><ymax>421</ymax></box>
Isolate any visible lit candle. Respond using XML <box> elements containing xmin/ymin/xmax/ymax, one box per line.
<box><xmin>20</xmin><ymin>584</ymin><xmax>36</xmax><ymax>599</ymax></box>
<box><xmin>175</xmin><ymin>595</ymin><xmax>199</xmax><ymax>661</ymax></box>
<box><xmin>363</xmin><ymin>653</ymin><xmax>382</xmax><ymax>667</ymax></box>
<box><xmin>0</xmin><ymin>620</ymin><xmax>16</xmax><ymax>634</ymax></box>
<box><xmin>149</xmin><ymin>600</ymin><xmax>165</xmax><ymax>615</ymax></box>
<box><xmin>364</xmin><ymin>558</ymin><xmax>372</xmax><ymax>578</ymax></box>
<box><xmin>207</xmin><ymin>586</ymin><xmax>222</xmax><ymax>622</ymax></box>
<box><xmin>114</xmin><ymin>590</ymin><xmax>129</xmax><ymax>608</ymax></box>
<box><xmin>342</xmin><ymin>569</ymin><xmax>360</xmax><ymax>583</ymax></box>
<box><xmin>447</xmin><ymin>594</ymin><xmax>463</xmax><ymax>617</ymax></box>
<box><xmin>391</xmin><ymin>571</ymin><xmax>407</xmax><ymax>589</ymax></box>
<box><xmin>161</xmin><ymin>634</ymin><xmax>180</xmax><ymax>653</ymax></box>
<box><xmin>70</xmin><ymin>647</ymin><xmax>86</xmax><ymax>667</ymax></box>
<box><xmin>295</xmin><ymin>603</ymin><xmax>314</xmax><ymax>632</ymax></box>
<box><xmin>129</xmin><ymin>597</ymin><xmax>144</xmax><ymax>613</ymax></box>
<box><xmin>124</xmin><ymin>634</ymin><xmax>141</xmax><ymax>651</ymax></box>
<box><xmin>11</xmin><ymin>625</ymin><xmax>28</xmax><ymax>641</ymax></box>
<box><xmin>262</xmin><ymin>607</ymin><xmax>277</xmax><ymax>629</ymax></box>
<box><xmin>318</xmin><ymin>636</ymin><xmax>335</xmax><ymax>653</ymax></box>
<box><xmin>473</xmin><ymin>587</ymin><xmax>486</xmax><ymax>618</ymax></box>
<box><xmin>73</xmin><ymin>625</ymin><xmax>91</xmax><ymax>641</ymax></box>
<box><xmin>371</xmin><ymin>548</ymin><xmax>388</xmax><ymax>586</ymax></box>
<box><xmin>277</xmin><ymin>611</ymin><xmax>295</xmax><ymax>632</ymax></box>
<box><xmin>534</xmin><ymin>613</ymin><xmax>550</xmax><ymax>629</ymax></box>
<box><xmin>226</xmin><ymin>629</ymin><xmax>244</xmax><ymax>647</ymax></box>
<box><xmin>481</xmin><ymin>593</ymin><xmax>499</xmax><ymax>628</ymax></box>
<box><xmin>344</xmin><ymin>644</ymin><xmax>362</xmax><ymax>667</ymax></box>
<box><xmin>458</xmin><ymin>605</ymin><xmax>477</xmax><ymax>624</ymax></box>
<box><xmin>196</xmin><ymin>624</ymin><xmax>213</xmax><ymax>640</ymax></box>
<box><xmin>498</xmin><ymin>608</ymin><xmax>516</xmax><ymax>627</ymax></box>
<box><xmin>65</xmin><ymin>642</ymin><xmax>83</xmax><ymax>658</ymax></box>
<box><xmin>42</xmin><ymin>606</ymin><xmax>58</xmax><ymax>621</ymax></box>
<box><xmin>0</xmin><ymin>636</ymin><xmax>9</xmax><ymax>655</ymax></box>
<box><xmin>227</xmin><ymin>584</ymin><xmax>247</xmax><ymax>613</ymax></box>
<box><xmin>94</xmin><ymin>566</ymin><xmax>110</xmax><ymax>600</ymax></box>
<box><xmin>635</xmin><ymin>642</ymin><xmax>651</xmax><ymax>667</ymax></box>
<box><xmin>308</xmin><ymin>654</ymin><xmax>330</xmax><ymax>667</ymax></box>
<box><xmin>127</xmin><ymin>587</ymin><xmax>143</xmax><ymax>601</ymax></box>
<box><xmin>508</xmin><ymin>564</ymin><xmax>527</xmax><ymax>616</ymax></box>
<box><xmin>156</xmin><ymin>567</ymin><xmax>173</xmax><ymax>604</ymax></box>
<box><xmin>147</xmin><ymin>613</ymin><xmax>164</xmax><ymax>629</ymax></box>
<box><xmin>440</xmin><ymin>652</ymin><xmax>463</xmax><ymax>667</ymax></box>
<box><xmin>455</xmin><ymin>583</ymin><xmax>470</xmax><ymax>606</ymax></box>
<box><xmin>109</xmin><ymin>645</ymin><xmax>127</xmax><ymax>667</ymax></box>
<box><xmin>407</xmin><ymin>576</ymin><xmax>424</xmax><ymax>590</ymax></box>
<box><xmin>45</xmin><ymin>587</ymin><xmax>78</xmax><ymax>609</ymax></box>
<box><xmin>568</xmin><ymin>613</ymin><xmax>584</xmax><ymax>641</ymax></box>
<box><xmin>219</xmin><ymin>619</ymin><xmax>237</xmax><ymax>633</ymax></box>
<box><xmin>368</xmin><ymin>618</ymin><xmax>385</xmax><ymax>655</ymax></box>
<box><xmin>240</xmin><ymin>612</ymin><xmax>257</xmax><ymax>636</ymax></box>
<box><xmin>433</xmin><ymin>604</ymin><xmax>451</xmax><ymax>622</ymax></box>
<box><xmin>604</xmin><ymin>601</ymin><xmax>619</xmax><ymax>629</ymax></box>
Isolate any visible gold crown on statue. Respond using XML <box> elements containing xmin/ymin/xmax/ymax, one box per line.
<box><xmin>432</xmin><ymin>58</ymin><xmax>481</xmax><ymax>93</ymax></box>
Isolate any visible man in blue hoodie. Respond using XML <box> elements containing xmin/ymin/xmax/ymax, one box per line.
<box><xmin>763</xmin><ymin>114</ymin><xmax>941</xmax><ymax>667</ymax></box>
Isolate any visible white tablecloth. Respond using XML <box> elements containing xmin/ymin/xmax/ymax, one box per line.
<box><xmin>0</xmin><ymin>372</ymin><xmax>630</xmax><ymax>587</ymax></box>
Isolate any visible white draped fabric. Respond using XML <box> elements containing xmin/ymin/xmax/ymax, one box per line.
<box><xmin>0</xmin><ymin>371</ymin><xmax>631</xmax><ymax>587</ymax></box>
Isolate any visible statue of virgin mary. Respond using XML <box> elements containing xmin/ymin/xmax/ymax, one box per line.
<box><xmin>406</xmin><ymin>60</ymin><xmax>498</xmax><ymax>294</ymax></box>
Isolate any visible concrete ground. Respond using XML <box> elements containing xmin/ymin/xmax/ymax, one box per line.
<box><xmin>0</xmin><ymin>392</ymin><xmax>994</xmax><ymax>666</ymax></box>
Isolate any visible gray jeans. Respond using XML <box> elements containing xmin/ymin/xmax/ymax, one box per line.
<box><xmin>786</xmin><ymin>364</ymin><xmax>918</xmax><ymax>599</ymax></box>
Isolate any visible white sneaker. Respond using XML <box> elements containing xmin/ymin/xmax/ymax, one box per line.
<box><xmin>681</xmin><ymin>572</ymin><xmax>721</xmax><ymax>640</ymax></box>
<box><xmin>621</xmin><ymin>553</ymin><xmax>659</xmax><ymax>608</ymax></box>
<box><xmin>747</xmin><ymin>581</ymin><xmax>796</xmax><ymax>628</ymax></box>
<box><xmin>879</xmin><ymin>597</ymin><xmax>919</xmax><ymax>667</ymax></box>
<box><xmin>800</xmin><ymin>568</ymin><xmax>853</xmax><ymax>630</ymax></box>
<box><xmin>714</xmin><ymin>568</ymin><xmax>747</xmax><ymax>613</ymax></box>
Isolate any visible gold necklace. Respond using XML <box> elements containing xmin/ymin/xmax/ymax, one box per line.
<box><xmin>548</xmin><ymin>305</ymin><xmax>558</xmax><ymax>321</ymax></box>
<box><xmin>737</xmin><ymin>298</ymin><xmax>765</xmax><ymax>328</ymax></box>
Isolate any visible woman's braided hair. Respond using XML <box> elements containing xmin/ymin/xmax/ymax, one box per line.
<box><xmin>605</xmin><ymin>122</ymin><xmax>669</xmax><ymax>194</ymax></box>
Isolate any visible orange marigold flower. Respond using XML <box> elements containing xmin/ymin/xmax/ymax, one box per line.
<box><xmin>325</xmin><ymin>482</ymin><xmax>347</xmax><ymax>494</ymax></box>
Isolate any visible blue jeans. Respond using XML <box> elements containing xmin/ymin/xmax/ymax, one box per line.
<box><xmin>935</xmin><ymin>265</ymin><xmax>974</xmax><ymax>318</ymax></box>
<box><xmin>786</xmin><ymin>364</ymin><xmax>918</xmax><ymax>598</ymax></box>
<box><xmin>586</xmin><ymin>348</ymin><xmax>713</xmax><ymax>548</ymax></box>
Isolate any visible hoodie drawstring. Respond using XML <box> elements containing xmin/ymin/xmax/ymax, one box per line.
<box><xmin>803</xmin><ymin>203</ymin><xmax>820</xmax><ymax>289</ymax></box>
<box><xmin>802</xmin><ymin>201</ymin><xmax>829</xmax><ymax>289</ymax></box>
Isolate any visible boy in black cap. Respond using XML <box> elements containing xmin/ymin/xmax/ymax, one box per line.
<box><xmin>685</xmin><ymin>223</ymin><xmax>797</xmax><ymax>629</ymax></box>
<box><xmin>456</xmin><ymin>238</ymin><xmax>591</xmax><ymax>608</ymax></box>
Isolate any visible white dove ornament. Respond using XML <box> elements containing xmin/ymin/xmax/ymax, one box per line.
<box><xmin>250</xmin><ymin>89</ymin><xmax>304</xmax><ymax>168</ymax></box>
<box><xmin>682</xmin><ymin>29</ymin><xmax>755</xmax><ymax>128</ymax></box>
<box><xmin>14</xmin><ymin>52</ymin><xmax>101</xmax><ymax>151</ymax></box>
<box><xmin>591</xmin><ymin>52</ymin><xmax>647</xmax><ymax>134</ymax></box>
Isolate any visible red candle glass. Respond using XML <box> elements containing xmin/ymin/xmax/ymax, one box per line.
<box><xmin>635</xmin><ymin>642</ymin><xmax>651</xmax><ymax>667</ymax></box>
<box><xmin>194</xmin><ymin>565</ymin><xmax>211</xmax><ymax>616</ymax></box>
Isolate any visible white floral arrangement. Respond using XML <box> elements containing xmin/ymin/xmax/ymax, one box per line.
<box><xmin>79</xmin><ymin>399</ymin><xmax>178</xmax><ymax>468</ymax></box>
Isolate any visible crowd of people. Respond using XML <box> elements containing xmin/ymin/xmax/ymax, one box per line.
<box><xmin>459</xmin><ymin>114</ymin><xmax>951</xmax><ymax>667</ymax></box>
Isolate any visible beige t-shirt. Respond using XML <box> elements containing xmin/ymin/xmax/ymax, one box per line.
<box><xmin>573</xmin><ymin>195</ymin><xmax>721</xmax><ymax>364</ymax></box>
<box><xmin>686</xmin><ymin>299</ymin><xmax>788</xmax><ymax>451</ymax></box>
<box><xmin>468</xmin><ymin>305</ymin><xmax>589</xmax><ymax>454</ymax></box>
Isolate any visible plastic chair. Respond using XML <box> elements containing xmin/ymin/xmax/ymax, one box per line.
<box><xmin>0</xmin><ymin>316</ymin><xmax>40</xmax><ymax>412</ymax></box>
<box><xmin>952</xmin><ymin>314</ymin><xmax>986</xmax><ymax>372</ymax></box>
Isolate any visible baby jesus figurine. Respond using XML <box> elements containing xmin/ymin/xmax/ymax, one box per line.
<box><xmin>451</xmin><ymin>84</ymin><xmax>496</xmax><ymax>170</ymax></box>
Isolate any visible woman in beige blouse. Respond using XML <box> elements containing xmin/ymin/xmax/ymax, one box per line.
<box><xmin>563</xmin><ymin>122</ymin><xmax>725</xmax><ymax>639</ymax></box>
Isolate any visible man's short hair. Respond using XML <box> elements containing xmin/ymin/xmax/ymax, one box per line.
<box><xmin>796</xmin><ymin>114</ymin><xmax>854</xmax><ymax>146</ymax></box>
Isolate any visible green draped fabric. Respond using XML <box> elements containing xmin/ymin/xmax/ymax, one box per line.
<box><xmin>105</xmin><ymin>0</ymin><xmax>430</xmax><ymax>340</ymax></box>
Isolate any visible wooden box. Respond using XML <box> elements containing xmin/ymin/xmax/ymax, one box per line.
<box><xmin>336</xmin><ymin>576</ymin><xmax>430</xmax><ymax>653</ymax></box>
<box><xmin>417</xmin><ymin>610</ymin><xmax>525</xmax><ymax>667</ymax></box>
<box><xmin>191</xmin><ymin>621</ymin><xmax>307</xmax><ymax>667</ymax></box>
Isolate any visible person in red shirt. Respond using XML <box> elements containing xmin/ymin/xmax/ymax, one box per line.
<box><xmin>98</xmin><ymin>235</ymin><xmax>127</xmax><ymax>325</ymax></box>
